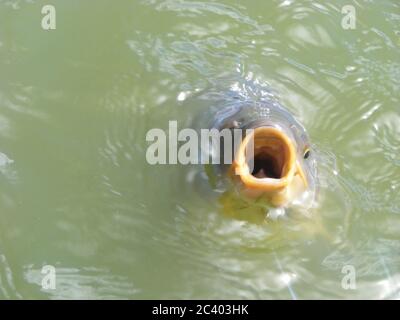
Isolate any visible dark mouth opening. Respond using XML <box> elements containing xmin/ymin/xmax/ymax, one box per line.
<box><xmin>249</xmin><ymin>134</ymin><xmax>290</xmax><ymax>179</ymax></box>
<box><xmin>252</xmin><ymin>153</ymin><xmax>282</xmax><ymax>179</ymax></box>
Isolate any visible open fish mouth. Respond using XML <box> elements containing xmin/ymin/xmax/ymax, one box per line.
<box><xmin>233</xmin><ymin>126</ymin><xmax>308</xmax><ymax>205</ymax></box>
<box><xmin>251</xmin><ymin>127</ymin><xmax>295</xmax><ymax>179</ymax></box>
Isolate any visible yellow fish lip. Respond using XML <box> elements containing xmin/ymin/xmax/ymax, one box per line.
<box><xmin>232</xmin><ymin>126</ymin><xmax>308</xmax><ymax>194</ymax></box>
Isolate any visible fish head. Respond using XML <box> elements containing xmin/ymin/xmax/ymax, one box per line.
<box><xmin>213</xmin><ymin>102</ymin><xmax>317</xmax><ymax>208</ymax></box>
<box><xmin>232</xmin><ymin>124</ymin><xmax>312</xmax><ymax>206</ymax></box>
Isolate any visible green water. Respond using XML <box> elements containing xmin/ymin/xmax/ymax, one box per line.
<box><xmin>0</xmin><ymin>0</ymin><xmax>399</xmax><ymax>299</ymax></box>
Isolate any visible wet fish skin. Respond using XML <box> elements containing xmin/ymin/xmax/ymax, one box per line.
<box><xmin>210</xmin><ymin>94</ymin><xmax>318</xmax><ymax>209</ymax></box>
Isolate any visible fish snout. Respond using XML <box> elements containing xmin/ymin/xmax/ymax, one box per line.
<box><xmin>232</xmin><ymin>126</ymin><xmax>308</xmax><ymax>206</ymax></box>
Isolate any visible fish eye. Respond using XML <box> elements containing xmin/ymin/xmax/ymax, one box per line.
<box><xmin>303</xmin><ymin>148</ymin><xmax>311</xmax><ymax>159</ymax></box>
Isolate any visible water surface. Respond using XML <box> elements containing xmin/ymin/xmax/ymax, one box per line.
<box><xmin>0</xmin><ymin>0</ymin><xmax>399</xmax><ymax>299</ymax></box>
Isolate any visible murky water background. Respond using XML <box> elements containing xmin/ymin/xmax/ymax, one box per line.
<box><xmin>0</xmin><ymin>0</ymin><xmax>399</xmax><ymax>299</ymax></box>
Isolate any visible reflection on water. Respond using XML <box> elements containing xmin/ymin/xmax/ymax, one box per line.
<box><xmin>24</xmin><ymin>266</ymin><xmax>140</xmax><ymax>299</ymax></box>
<box><xmin>0</xmin><ymin>0</ymin><xmax>399</xmax><ymax>299</ymax></box>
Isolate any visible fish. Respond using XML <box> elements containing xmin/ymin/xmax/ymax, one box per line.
<box><xmin>198</xmin><ymin>81</ymin><xmax>318</xmax><ymax>221</ymax></box>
